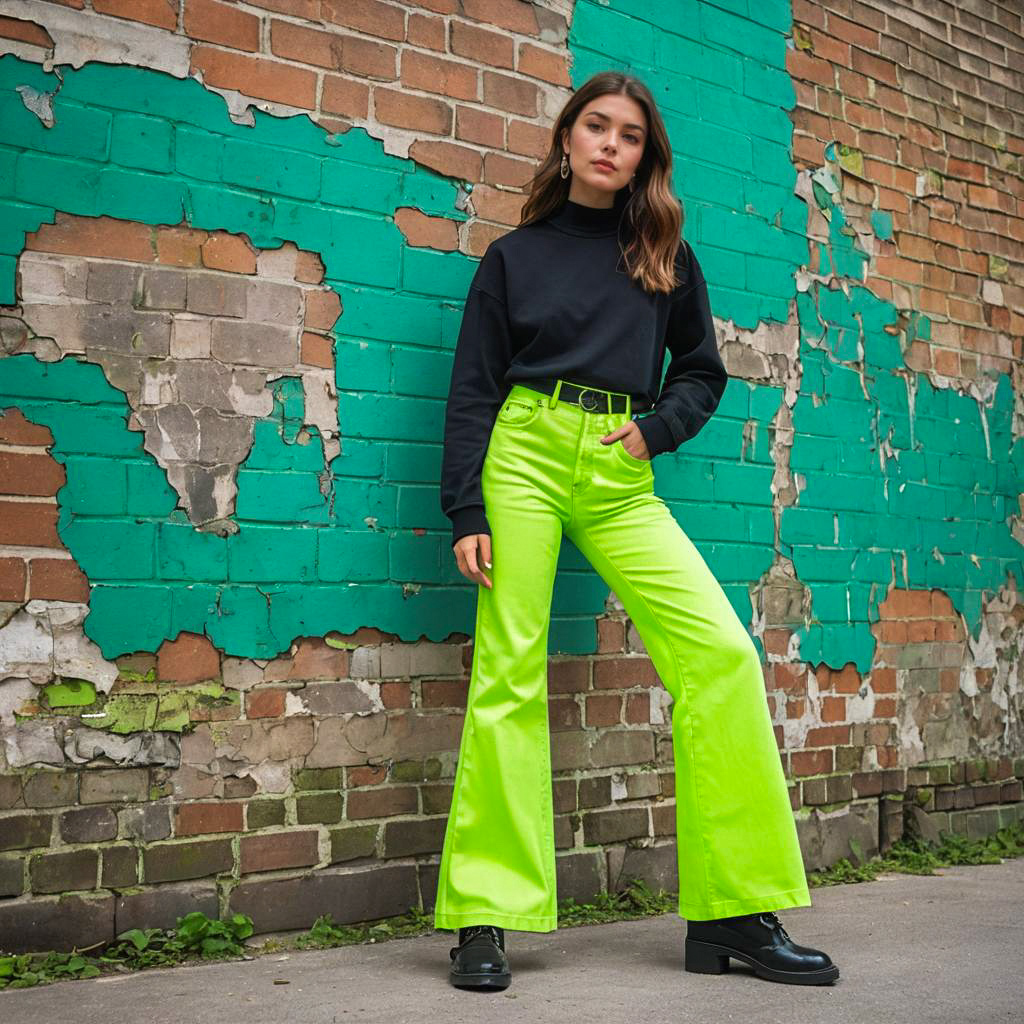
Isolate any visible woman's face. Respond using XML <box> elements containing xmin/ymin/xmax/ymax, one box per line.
<box><xmin>562</xmin><ymin>94</ymin><xmax>648</xmax><ymax>203</ymax></box>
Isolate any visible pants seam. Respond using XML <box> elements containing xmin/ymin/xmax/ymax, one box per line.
<box><xmin>576</xmin><ymin>521</ymin><xmax>717</xmax><ymax>911</ymax></box>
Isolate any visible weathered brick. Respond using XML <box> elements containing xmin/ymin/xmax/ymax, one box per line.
<box><xmin>328</xmin><ymin>822</ymin><xmax>378</xmax><ymax>863</ymax></box>
<box><xmin>115</xmin><ymin>881</ymin><xmax>219</xmax><ymax>934</ymax></box>
<box><xmin>101</xmin><ymin>844</ymin><xmax>139</xmax><ymax>887</ymax></box>
<box><xmin>293</xmin><ymin>767</ymin><xmax>342</xmax><ymax>791</ymax></box>
<box><xmin>0</xmin><ymin>500</ymin><xmax>60</xmax><ymax>547</ymax></box>
<box><xmin>174</xmin><ymin>801</ymin><xmax>244</xmax><ymax>836</ymax></box>
<box><xmin>229</xmin><ymin>862</ymin><xmax>416</xmax><ymax>934</ymax></box>
<box><xmin>239</xmin><ymin>829</ymin><xmax>319</xmax><ymax>873</ymax></box>
<box><xmin>0</xmin><ymin>893</ymin><xmax>115</xmax><ymax>954</ymax></box>
<box><xmin>29</xmin><ymin>848</ymin><xmax>98</xmax><ymax>894</ymax></box>
<box><xmin>80</xmin><ymin>769</ymin><xmax>150</xmax><ymax>805</ymax></box>
<box><xmin>346</xmin><ymin>786</ymin><xmax>416</xmax><ymax>820</ymax></box>
<box><xmin>185</xmin><ymin>272</ymin><xmax>247</xmax><ymax>317</ymax></box>
<box><xmin>296</xmin><ymin>792</ymin><xmax>344</xmax><ymax>824</ymax></box>
<box><xmin>86</xmin><ymin>261</ymin><xmax>140</xmax><ymax>303</ymax></box>
<box><xmin>59</xmin><ymin>805</ymin><xmax>118</xmax><ymax>843</ymax></box>
<box><xmin>144</xmin><ymin>839</ymin><xmax>233</xmax><ymax>883</ymax></box>
<box><xmin>190</xmin><ymin>45</ymin><xmax>318</xmax><ymax>110</ymax></box>
<box><xmin>0</xmin><ymin>451</ymin><xmax>65</xmax><ymax>496</ymax></box>
<box><xmin>246</xmin><ymin>798</ymin><xmax>286</xmax><ymax>829</ymax></box>
<box><xmin>210</xmin><ymin>319</ymin><xmax>297</xmax><ymax>366</ymax></box>
<box><xmin>0</xmin><ymin>856</ymin><xmax>24</xmax><ymax>897</ymax></box>
<box><xmin>381</xmin><ymin>816</ymin><xmax>445</xmax><ymax>858</ymax></box>
<box><xmin>590</xmin><ymin>728</ymin><xmax>654</xmax><ymax>769</ymax></box>
<box><xmin>28</xmin><ymin>557</ymin><xmax>90</xmax><ymax>602</ymax></box>
<box><xmin>0</xmin><ymin>812</ymin><xmax>53</xmax><ymax>851</ymax></box>
<box><xmin>119</xmin><ymin>802</ymin><xmax>172</xmax><ymax>842</ymax></box>
<box><xmin>184</xmin><ymin>0</ymin><xmax>261</xmax><ymax>52</ymax></box>
<box><xmin>581</xmin><ymin>807</ymin><xmax>649</xmax><ymax>845</ymax></box>
<box><xmin>139</xmin><ymin>267</ymin><xmax>188</xmax><ymax>310</ymax></box>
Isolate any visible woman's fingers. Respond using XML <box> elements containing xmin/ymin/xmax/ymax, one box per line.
<box><xmin>455</xmin><ymin>535</ymin><xmax>493</xmax><ymax>588</ymax></box>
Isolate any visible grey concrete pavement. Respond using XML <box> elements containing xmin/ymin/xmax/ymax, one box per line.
<box><xmin>2</xmin><ymin>858</ymin><xmax>1022</xmax><ymax>1024</ymax></box>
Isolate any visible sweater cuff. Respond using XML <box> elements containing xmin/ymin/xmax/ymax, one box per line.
<box><xmin>635</xmin><ymin>411</ymin><xmax>676</xmax><ymax>459</ymax></box>
<box><xmin>450</xmin><ymin>505</ymin><xmax>491</xmax><ymax>547</ymax></box>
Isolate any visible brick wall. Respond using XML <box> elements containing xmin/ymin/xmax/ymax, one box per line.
<box><xmin>0</xmin><ymin>0</ymin><xmax>1022</xmax><ymax>953</ymax></box>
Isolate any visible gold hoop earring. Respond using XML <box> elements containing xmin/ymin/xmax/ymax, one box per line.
<box><xmin>560</xmin><ymin>154</ymin><xmax>570</xmax><ymax>179</ymax></box>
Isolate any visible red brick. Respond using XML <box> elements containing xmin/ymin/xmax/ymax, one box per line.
<box><xmin>322</xmin><ymin>74</ymin><xmax>370</xmax><ymax>119</ymax></box>
<box><xmin>156</xmin><ymin>225</ymin><xmax>207</xmax><ymax>267</ymax></box>
<box><xmin>0</xmin><ymin>557</ymin><xmax>27</xmax><ymax>601</ymax></box>
<box><xmin>0</xmin><ymin>452</ymin><xmax>65</xmax><ymax>497</ymax></box>
<box><xmin>0</xmin><ymin>408</ymin><xmax>54</xmax><ymax>446</ymax></box>
<box><xmin>305</xmin><ymin>289</ymin><xmax>342</xmax><ymax>331</ymax></box>
<box><xmin>393</xmin><ymin>206</ymin><xmax>460</xmax><ymax>250</ymax></box>
<box><xmin>270</xmin><ymin>19</ymin><xmax>344</xmax><ymax>69</ymax></box>
<box><xmin>157</xmin><ymin>631</ymin><xmax>221</xmax><ymax>684</ymax></box>
<box><xmin>175</xmin><ymin>801</ymin><xmax>244</xmax><ymax>836</ymax></box>
<box><xmin>202</xmin><ymin>233</ymin><xmax>257</xmax><ymax>274</ymax></box>
<box><xmin>300</xmin><ymin>331</ymin><xmax>334</xmax><ymax>368</ymax></box>
<box><xmin>0</xmin><ymin>501</ymin><xmax>61</xmax><ymax>547</ymax></box>
<box><xmin>321</xmin><ymin>0</ymin><xmax>406</xmax><ymax>40</ymax></box>
<box><xmin>28</xmin><ymin>558</ymin><xmax>89</xmax><ymax>602</ymax></box>
<box><xmin>461</xmin><ymin>0</ymin><xmax>539</xmax><ymax>35</ymax></box>
<box><xmin>346</xmin><ymin>786</ymin><xmax>417</xmax><ymax>819</ymax></box>
<box><xmin>190</xmin><ymin>45</ymin><xmax>317</xmax><ymax>110</ymax></box>
<box><xmin>517</xmin><ymin>42</ymin><xmax>569</xmax><ymax>86</ymax></box>
<box><xmin>239</xmin><ymin>830</ymin><xmax>319</xmax><ymax>872</ymax></box>
<box><xmin>0</xmin><ymin>15</ymin><xmax>53</xmax><ymax>46</ymax></box>
<box><xmin>246</xmin><ymin>689</ymin><xmax>287</xmax><ymax>718</ymax></box>
<box><xmin>92</xmin><ymin>0</ymin><xmax>178</xmax><ymax>30</ymax></box>
<box><xmin>400</xmin><ymin>49</ymin><xmax>479</xmax><ymax>100</ymax></box>
<box><xmin>184</xmin><ymin>0</ymin><xmax>260</xmax><ymax>51</ymax></box>
<box><xmin>25</xmin><ymin>213</ymin><xmax>154</xmax><ymax>262</ymax></box>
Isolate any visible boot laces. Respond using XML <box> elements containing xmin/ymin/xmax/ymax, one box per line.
<box><xmin>759</xmin><ymin>911</ymin><xmax>790</xmax><ymax>940</ymax></box>
<box><xmin>462</xmin><ymin>924</ymin><xmax>503</xmax><ymax>948</ymax></box>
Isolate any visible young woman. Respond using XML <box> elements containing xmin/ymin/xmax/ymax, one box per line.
<box><xmin>436</xmin><ymin>71</ymin><xmax>839</xmax><ymax>991</ymax></box>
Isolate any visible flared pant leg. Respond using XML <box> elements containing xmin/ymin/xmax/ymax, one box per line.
<box><xmin>432</xmin><ymin>397</ymin><xmax>567</xmax><ymax>932</ymax></box>
<box><xmin>565</xmin><ymin>489</ymin><xmax>812</xmax><ymax>921</ymax></box>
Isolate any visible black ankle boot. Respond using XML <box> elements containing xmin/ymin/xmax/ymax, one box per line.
<box><xmin>685</xmin><ymin>911</ymin><xmax>839</xmax><ymax>985</ymax></box>
<box><xmin>448</xmin><ymin>924</ymin><xmax>510</xmax><ymax>990</ymax></box>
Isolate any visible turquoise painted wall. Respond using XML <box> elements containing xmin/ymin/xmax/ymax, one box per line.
<box><xmin>0</xmin><ymin>0</ymin><xmax>1020</xmax><ymax>671</ymax></box>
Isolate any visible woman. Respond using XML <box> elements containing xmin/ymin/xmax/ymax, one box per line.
<box><xmin>436</xmin><ymin>71</ymin><xmax>839</xmax><ymax>991</ymax></box>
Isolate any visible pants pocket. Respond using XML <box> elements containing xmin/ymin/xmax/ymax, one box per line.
<box><xmin>497</xmin><ymin>397</ymin><xmax>541</xmax><ymax>427</ymax></box>
<box><xmin>614</xmin><ymin>439</ymin><xmax>651</xmax><ymax>468</ymax></box>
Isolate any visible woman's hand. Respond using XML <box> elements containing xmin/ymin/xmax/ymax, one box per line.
<box><xmin>600</xmin><ymin>421</ymin><xmax>651</xmax><ymax>460</ymax></box>
<box><xmin>453</xmin><ymin>533</ymin><xmax>493</xmax><ymax>589</ymax></box>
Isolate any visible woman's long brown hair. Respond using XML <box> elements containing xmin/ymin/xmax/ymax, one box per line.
<box><xmin>518</xmin><ymin>70</ymin><xmax>688</xmax><ymax>296</ymax></box>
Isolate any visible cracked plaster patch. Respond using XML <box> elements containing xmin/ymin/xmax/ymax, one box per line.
<box><xmin>0</xmin><ymin>599</ymin><xmax>117</xmax><ymax>692</ymax></box>
<box><xmin>2</xmin><ymin>218</ymin><xmax>341</xmax><ymax>528</ymax></box>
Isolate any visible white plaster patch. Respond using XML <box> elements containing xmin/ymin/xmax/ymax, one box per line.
<box><xmin>2</xmin><ymin>0</ymin><xmax>190</xmax><ymax>74</ymax></box>
<box><xmin>244</xmin><ymin>758</ymin><xmax>291</xmax><ymax>794</ymax></box>
<box><xmin>0</xmin><ymin>676</ymin><xmax>38</xmax><ymax>726</ymax></box>
<box><xmin>3</xmin><ymin>718</ymin><xmax>63</xmax><ymax>768</ymax></box>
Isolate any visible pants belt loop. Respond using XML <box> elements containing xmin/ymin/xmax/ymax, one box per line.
<box><xmin>548</xmin><ymin>378</ymin><xmax>562</xmax><ymax>409</ymax></box>
<box><xmin>626</xmin><ymin>392</ymin><xmax>631</xmax><ymax>419</ymax></box>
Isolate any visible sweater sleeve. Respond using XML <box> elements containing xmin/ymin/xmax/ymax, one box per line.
<box><xmin>635</xmin><ymin>240</ymin><xmax>729</xmax><ymax>459</ymax></box>
<box><xmin>440</xmin><ymin>246</ymin><xmax>514</xmax><ymax>548</ymax></box>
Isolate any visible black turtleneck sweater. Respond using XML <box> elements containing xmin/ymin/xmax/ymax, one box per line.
<box><xmin>440</xmin><ymin>186</ymin><xmax>728</xmax><ymax>547</ymax></box>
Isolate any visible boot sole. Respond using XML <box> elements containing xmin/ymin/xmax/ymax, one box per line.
<box><xmin>449</xmin><ymin>969</ymin><xmax>511</xmax><ymax>990</ymax></box>
<box><xmin>685</xmin><ymin>937</ymin><xmax>839</xmax><ymax>985</ymax></box>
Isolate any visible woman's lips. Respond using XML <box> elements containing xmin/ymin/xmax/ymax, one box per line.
<box><xmin>593</xmin><ymin>161</ymin><xmax>615</xmax><ymax>171</ymax></box>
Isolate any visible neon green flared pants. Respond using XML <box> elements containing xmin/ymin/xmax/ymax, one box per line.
<box><xmin>434</xmin><ymin>380</ymin><xmax>812</xmax><ymax>932</ymax></box>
